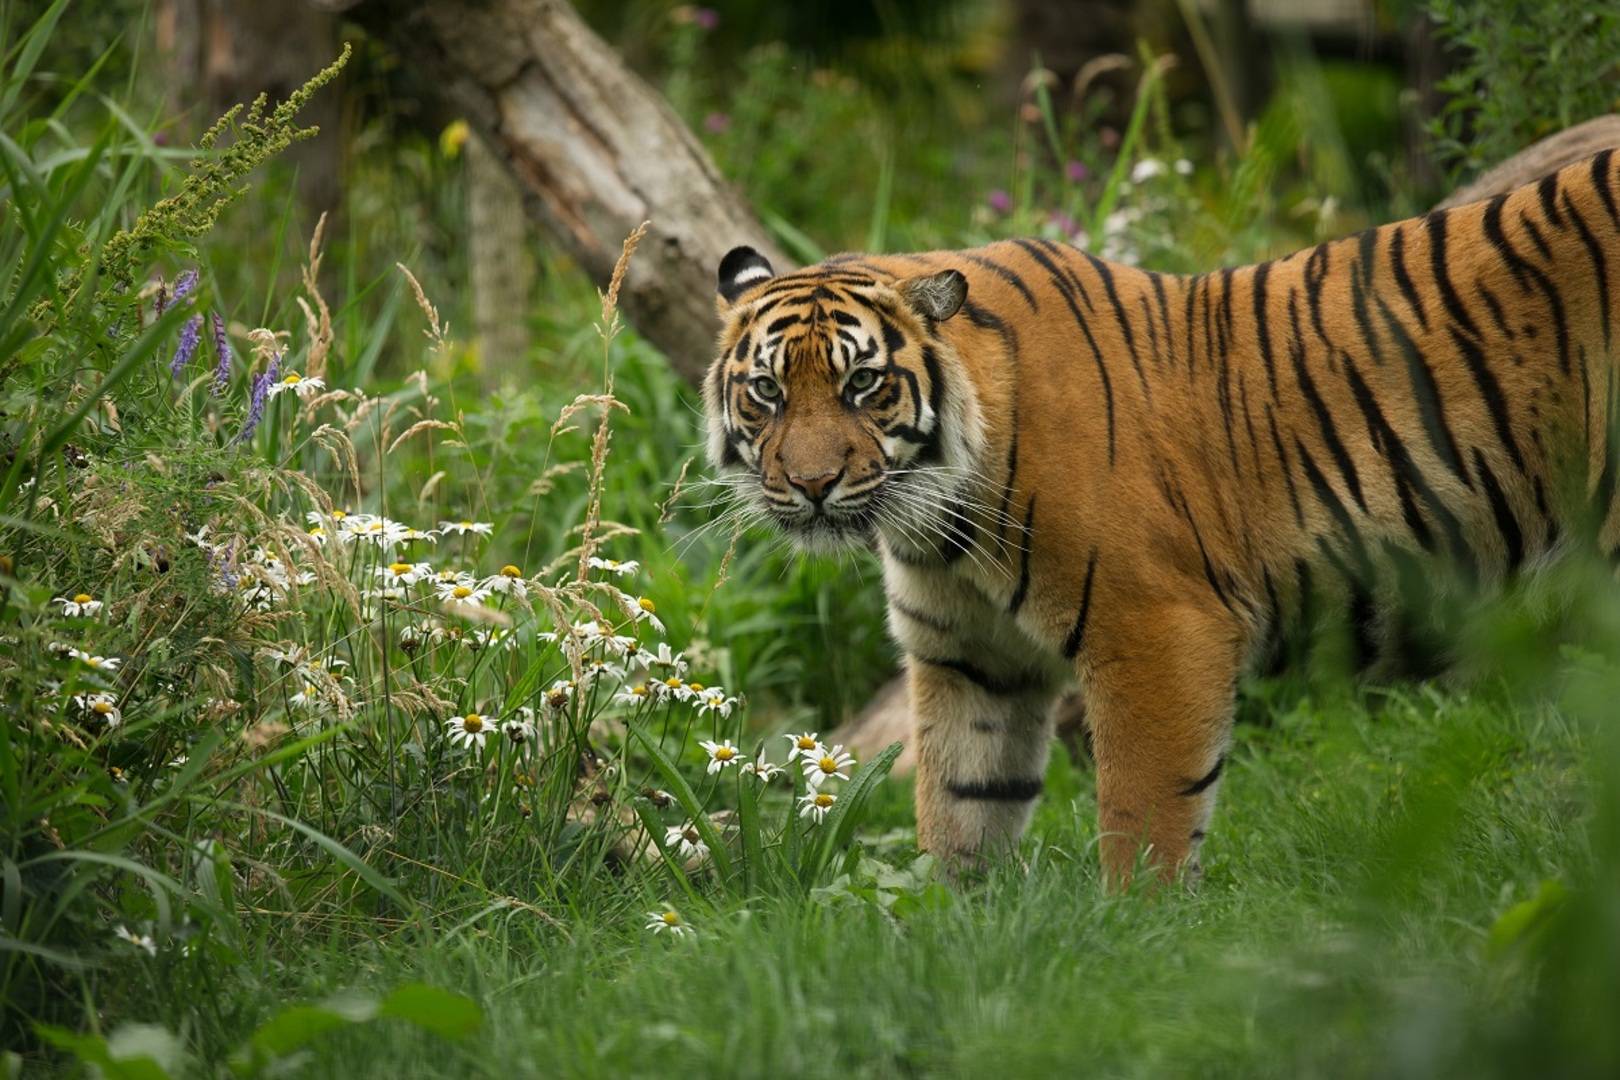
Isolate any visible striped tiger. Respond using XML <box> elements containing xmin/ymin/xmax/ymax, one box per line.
<box><xmin>703</xmin><ymin>151</ymin><xmax>1620</xmax><ymax>882</ymax></box>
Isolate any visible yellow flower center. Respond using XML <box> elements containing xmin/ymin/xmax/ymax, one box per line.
<box><xmin>73</xmin><ymin>593</ymin><xmax>92</xmax><ymax>604</ymax></box>
<box><xmin>661</xmin><ymin>911</ymin><xmax>680</xmax><ymax>926</ymax></box>
<box><xmin>283</xmin><ymin>373</ymin><xmax>302</xmax><ymax>384</ymax></box>
<box><xmin>463</xmin><ymin>714</ymin><xmax>484</xmax><ymax>733</ymax></box>
<box><xmin>815</xmin><ymin>793</ymin><xmax>835</xmax><ymax>808</ymax></box>
<box><xmin>85</xmin><ymin>656</ymin><xmax>102</xmax><ymax>668</ymax></box>
<box><xmin>818</xmin><ymin>756</ymin><xmax>837</xmax><ymax>773</ymax></box>
<box><xmin>796</xmin><ymin>736</ymin><xmax>817</xmax><ymax>750</ymax></box>
<box><xmin>460</xmin><ymin>520</ymin><xmax>473</xmax><ymax>528</ymax></box>
<box><xmin>309</xmin><ymin>527</ymin><xmax>324</xmax><ymax>536</ymax></box>
<box><xmin>687</xmin><ymin>682</ymin><xmax>705</xmax><ymax>693</ymax></box>
<box><xmin>631</xmin><ymin>685</ymin><xmax>648</xmax><ymax>697</ymax></box>
<box><xmin>452</xmin><ymin>585</ymin><xmax>473</xmax><ymax>599</ymax></box>
<box><xmin>637</xmin><ymin>597</ymin><xmax>656</xmax><ymax>613</ymax></box>
<box><xmin>332</xmin><ymin>509</ymin><xmax>347</xmax><ymax>519</ymax></box>
<box><xmin>368</xmin><ymin>522</ymin><xmax>384</xmax><ymax>532</ymax></box>
<box><xmin>713</xmin><ymin>746</ymin><xmax>735</xmax><ymax>761</ymax></box>
<box><xmin>664</xmin><ymin>677</ymin><xmax>682</xmax><ymax>689</ymax></box>
<box><xmin>500</xmin><ymin>564</ymin><xmax>521</xmax><ymax>577</ymax></box>
<box><xmin>92</xmin><ymin>700</ymin><xmax>113</xmax><ymax>715</ymax></box>
<box><xmin>388</xmin><ymin>562</ymin><xmax>412</xmax><ymax>575</ymax></box>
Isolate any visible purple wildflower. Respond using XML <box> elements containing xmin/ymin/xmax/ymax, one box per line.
<box><xmin>1065</xmin><ymin>160</ymin><xmax>1089</xmax><ymax>183</ymax></box>
<box><xmin>1047</xmin><ymin>210</ymin><xmax>1079</xmax><ymax>236</ymax></box>
<box><xmin>986</xmin><ymin>189</ymin><xmax>1013</xmax><ymax>214</ymax></box>
<box><xmin>703</xmin><ymin>111</ymin><xmax>731</xmax><ymax>134</ymax></box>
<box><xmin>210</xmin><ymin>313</ymin><xmax>232</xmax><ymax>396</ymax></box>
<box><xmin>170</xmin><ymin>314</ymin><xmax>203</xmax><ymax>378</ymax></box>
<box><xmin>234</xmin><ymin>353</ymin><xmax>279</xmax><ymax>446</ymax></box>
<box><xmin>692</xmin><ymin>6</ymin><xmax>719</xmax><ymax>30</ymax></box>
<box><xmin>172</xmin><ymin>269</ymin><xmax>199</xmax><ymax>302</ymax></box>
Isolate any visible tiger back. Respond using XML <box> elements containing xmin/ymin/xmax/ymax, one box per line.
<box><xmin>703</xmin><ymin>150</ymin><xmax>1620</xmax><ymax>881</ymax></box>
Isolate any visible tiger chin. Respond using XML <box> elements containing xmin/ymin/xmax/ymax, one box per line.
<box><xmin>703</xmin><ymin>152</ymin><xmax>1620</xmax><ymax>885</ymax></box>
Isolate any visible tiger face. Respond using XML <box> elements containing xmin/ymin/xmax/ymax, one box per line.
<box><xmin>704</xmin><ymin>246</ymin><xmax>984</xmax><ymax>552</ymax></box>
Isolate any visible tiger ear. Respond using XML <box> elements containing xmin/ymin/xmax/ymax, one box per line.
<box><xmin>898</xmin><ymin>268</ymin><xmax>967</xmax><ymax>322</ymax></box>
<box><xmin>717</xmin><ymin>246</ymin><xmax>775</xmax><ymax>305</ymax></box>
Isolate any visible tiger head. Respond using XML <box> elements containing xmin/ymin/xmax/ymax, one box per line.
<box><xmin>704</xmin><ymin>246</ymin><xmax>986</xmax><ymax>552</ymax></box>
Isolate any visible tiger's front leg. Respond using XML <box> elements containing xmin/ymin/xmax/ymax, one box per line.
<box><xmin>1082</xmin><ymin>600</ymin><xmax>1244</xmax><ymax>885</ymax></box>
<box><xmin>885</xmin><ymin>559</ymin><xmax>1062</xmax><ymax>871</ymax></box>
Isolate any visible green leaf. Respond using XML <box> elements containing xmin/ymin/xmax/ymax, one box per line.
<box><xmin>246</xmin><ymin>995</ymin><xmax>378</xmax><ymax>1059</ymax></box>
<box><xmin>806</xmin><ymin>742</ymin><xmax>904</xmax><ymax>883</ymax></box>
<box><xmin>737</xmin><ymin>765</ymin><xmax>764</xmax><ymax>895</ymax></box>
<box><xmin>378</xmin><ymin>983</ymin><xmax>483</xmax><ymax>1041</ymax></box>
<box><xmin>628</xmin><ymin>722</ymin><xmax>734</xmax><ymax>882</ymax></box>
<box><xmin>1487</xmin><ymin>878</ymin><xmax>1568</xmax><ymax>958</ymax></box>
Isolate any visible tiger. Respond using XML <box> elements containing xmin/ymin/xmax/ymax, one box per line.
<box><xmin>702</xmin><ymin>150</ymin><xmax>1620</xmax><ymax>883</ymax></box>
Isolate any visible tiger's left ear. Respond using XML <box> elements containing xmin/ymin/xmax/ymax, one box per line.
<box><xmin>898</xmin><ymin>268</ymin><xmax>967</xmax><ymax>323</ymax></box>
<box><xmin>717</xmin><ymin>246</ymin><xmax>775</xmax><ymax>306</ymax></box>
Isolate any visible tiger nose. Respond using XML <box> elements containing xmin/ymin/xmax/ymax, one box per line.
<box><xmin>787</xmin><ymin>467</ymin><xmax>844</xmax><ymax>505</ymax></box>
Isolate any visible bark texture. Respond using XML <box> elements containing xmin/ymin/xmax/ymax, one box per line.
<box><xmin>314</xmin><ymin>0</ymin><xmax>788</xmax><ymax>384</ymax></box>
<box><xmin>466</xmin><ymin>135</ymin><xmax>536</xmax><ymax>379</ymax></box>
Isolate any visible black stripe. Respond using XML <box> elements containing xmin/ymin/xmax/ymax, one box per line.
<box><xmin>1520</xmin><ymin>211</ymin><xmax>1553</xmax><ymax>262</ymax></box>
<box><xmin>1010</xmin><ymin>239</ymin><xmax>1117</xmax><ymax>463</ymax></box>
<box><xmin>1388</xmin><ymin>224</ymin><xmax>1429</xmax><ymax>330</ymax></box>
<box><xmin>1150</xmin><ymin>271</ymin><xmax>1177</xmax><ymax>367</ymax></box>
<box><xmin>964</xmin><ymin>250</ymin><xmax>1040</xmax><ymax>312</ymax></box>
<box><xmin>948</xmin><ymin>777</ymin><xmax>1044</xmax><ymax>801</ymax></box>
<box><xmin>1253</xmin><ymin>260</ymin><xmax>1278</xmax><ymax>398</ymax></box>
<box><xmin>1083</xmin><ymin>251</ymin><xmax>1148</xmax><ymax>396</ymax></box>
<box><xmin>1349</xmin><ymin>259</ymin><xmax>1381</xmax><ymax>365</ymax></box>
<box><xmin>1008</xmin><ymin>496</ymin><xmax>1036</xmax><ymax>615</ymax></box>
<box><xmin>1560</xmin><ymin>192</ymin><xmax>1611</xmax><ymax>350</ymax></box>
<box><xmin>1180</xmin><ymin>756</ymin><xmax>1225</xmax><ymax>797</ymax></box>
<box><xmin>916</xmin><ymin>656</ymin><xmax>1041</xmax><ymax>696</ymax></box>
<box><xmin>1447</xmin><ymin>324</ymin><xmax>1528</xmax><ymax>476</ymax></box>
<box><xmin>1304</xmin><ymin>242</ymin><xmax>1337</xmax><ymax>353</ymax></box>
<box><xmin>1483</xmin><ymin>195</ymin><xmax>1571</xmax><ymax>371</ymax></box>
<box><xmin>1593</xmin><ymin>149</ymin><xmax>1620</xmax><ymax>229</ymax></box>
<box><xmin>1295</xmin><ymin>438</ymin><xmax>1373</xmax><ymax>579</ymax></box>
<box><xmin>1379</xmin><ymin>297</ymin><xmax>1473</xmax><ymax>490</ymax></box>
<box><xmin>1267</xmin><ymin>407</ymin><xmax>1306</xmax><ymax>529</ymax></box>
<box><xmin>1537</xmin><ymin>173</ymin><xmax>1563</xmax><ymax>228</ymax></box>
<box><xmin>1061</xmin><ymin>549</ymin><xmax>1100</xmax><ymax>659</ymax></box>
<box><xmin>1426</xmin><ymin>209</ymin><xmax>1483</xmax><ymax>339</ymax></box>
<box><xmin>891</xmin><ymin>598</ymin><xmax>955</xmax><ymax>635</ymax></box>
<box><xmin>1289</xmin><ymin>290</ymin><xmax>1368</xmax><ymax>512</ymax></box>
<box><xmin>1472</xmin><ymin>448</ymin><xmax>1525</xmax><ymax>573</ymax></box>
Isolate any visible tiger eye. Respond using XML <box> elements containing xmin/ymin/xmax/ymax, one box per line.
<box><xmin>751</xmin><ymin>375</ymin><xmax>782</xmax><ymax>400</ymax></box>
<box><xmin>848</xmin><ymin>368</ymin><xmax>880</xmax><ymax>392</ymax></box>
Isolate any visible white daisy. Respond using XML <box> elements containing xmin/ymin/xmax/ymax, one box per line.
<box><xmin>699</xmin><ymin>738</ymin><xmax>740</xmax><ymax>774</ymax></box>
<box><xmin>645</xmin><ymin>909</ymin><xmax>692</xmax><ymax>937</ymax></box>
<box><xmin>54</xmin><ymin>593</ymin><xmax>103</xmax><ymax>617</ymax></box>
<box><xmin>73</xmin><ymin>691</ymin><xmax>122</xmax><ymax>728</ymax></box>
<box><xmin>375</xmin><ymin>560</ymin><xmax>432</xmax><ymax>587</ymax></box>
<box><xmin>623</xmin><ymin>595</ymin><xmax>665</xmax><ymax>635</ymax></box>
<box><xmin>434</xmin><ymin>579</ymin><xmax>492</xmax><ymax>606</ymax></box>
<box><xmin>68</xmin><ymin>649</ymin><xmax>121</xmax><ymax>673</ymax></box>
<box><xmin>266</xmin><ymin>372</ymin><xmax>326</xmax><ymax>399</ymax></box>
<box><xmin>483</xmin><ymin>565</ymin><xmax>528</xmax><ymax>597</ymax></box>
<box><xmin>446</xmin><ymin>712</ymin><xmax>491</xmax><ymax>750</ymax></box>
<box><xmin>739</xmin><ymin>751</ymin><xmax>783</xmax><ymax>783</ymax></box>
<box><xmin>438</xmin><ymin>519</ymin><xmax>493</xmax><ymax>536</ymax></box>
<box><xmin>783</xmin><ymin>732</ymin><xmax>823</xmax><ymax>762</ymax></box>
<box><xmin>114</xmin><ymin>924</ymin><xmax>157</xmax><ymax>956</ymax></box>
<box><xmin>541</xmin><ymin>680</ymin><xmax>575</xmax><ymax>714</ymax></box>
<box><xmin>645</xmin><ymin>642</ymin><xmax>687</xmax><ymax>676</ymax></box>
<box><xmin>502</xmin><ymin>712</ymin><xmax>536</xmax><ymax>744</ymax></box>
<box><xmin>799</xmin><ymin>790</ymin><xmax>837</xmax><ymax>823</ymax></box>
<box><xmin>614</xmin><ymin>683</ymin><xmax>655</xmax><ymax>708</ymax></box>
<box><xmin>696</xmin><ymin>689</ymin><xmax>735</xmax><ymax>718</ymax></box>
<box><xmin>803</xmin><ymin>744</ymin><xmax>856</xmax><ymax>788</ymax></box>
<box><xmin>588</xmin><ymin>556</ymin><xmax>640</xmax><ymax>576</ymax></box>
<box><xmin>663</xmin><ymin>822</ymin><xmax>709</xmax><ymax>862</ymax></box>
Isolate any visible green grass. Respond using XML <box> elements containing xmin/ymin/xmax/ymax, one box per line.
<box><xmin>6</xmin><ymin>3</ymin><xmax>1620</xmax><ymax>1076</ymax></box>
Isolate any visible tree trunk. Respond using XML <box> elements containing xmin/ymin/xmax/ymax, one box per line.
<box><xmin>466</xmin><ymin>135</ymin><xmax>536</xmax><ymax>380</ymax></box>
<box><xmin>159</xmin><ymin>0</ymin><xmax>345</xmax><ymax>215</ymax></box>
<box><xmin>312</xmin><ymin>0</ymin><xmax>788</xmax><ymax>384</ymax></box>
